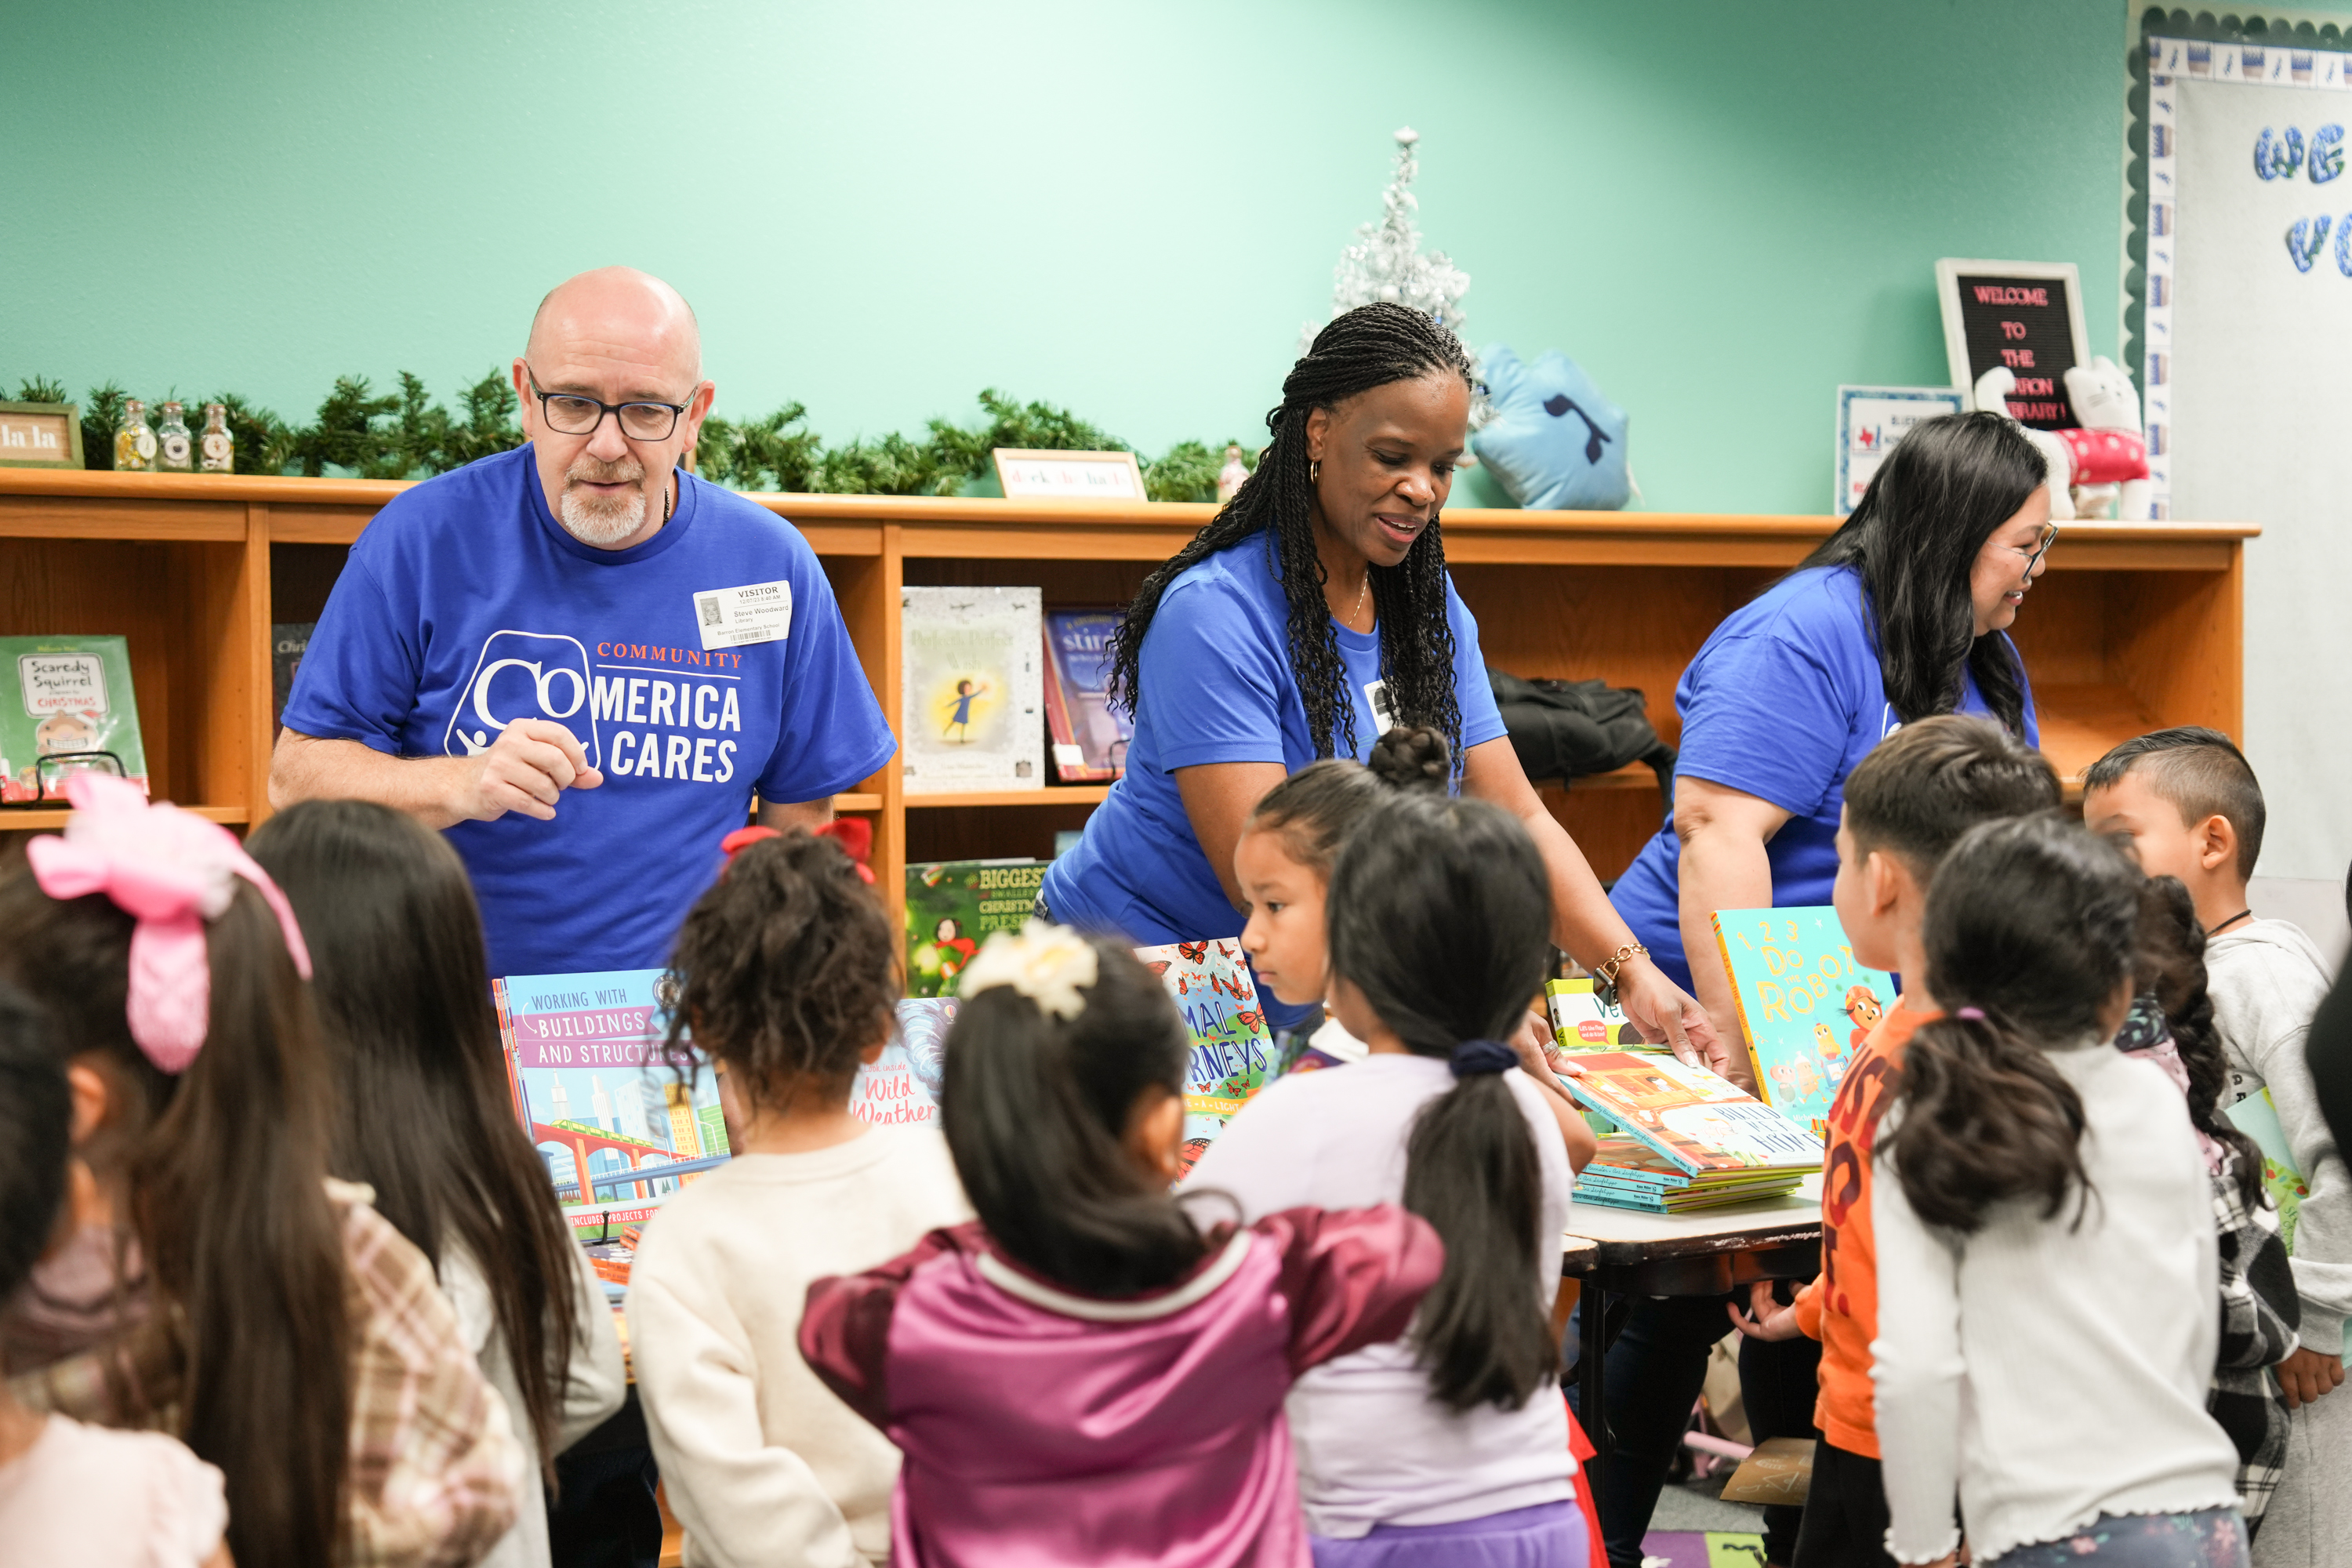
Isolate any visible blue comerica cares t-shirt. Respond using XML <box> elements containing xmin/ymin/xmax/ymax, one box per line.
<box><xmin>1043</xmin><ymin>533</ymin><xmax>1508</xmax><ymax>1024</ymax></box>
<box><xmin>1608</xmin><ymin>564</ymin><xmax>2038</xmax><ymax>987</ymax></box>
<box><xmin>281</xmin><ymin>445</ymin><xmax>895</xmax><ymax>978</ymax></box>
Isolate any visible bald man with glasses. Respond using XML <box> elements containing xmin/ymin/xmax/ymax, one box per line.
<box><xmin>272</xmin><ymin>266</ymin><xmax>895</xmax><ymax>977</ymax></box>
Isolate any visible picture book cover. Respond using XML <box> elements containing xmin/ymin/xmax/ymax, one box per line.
<box><xmin>1040</xmin><ymin>608</ymin><xmax>1132</xmax><ymax>782</ymax></box>
<box><xmin>905</xmin><ymin>858</ymin><xmax>1048</xmax><ymax>998</ymax></box>
<box><xmin>1710</xmin><ymin>906</ymin><xmax>1897</xmax><ymax>1138</ymax></box>
<box><xmin>493</xmin><ymin>968</ymin><xmax>730</xmax><ymax>1289</ymax></box>
<box><xmin>901</xmin><ymin>586</ymin><xmax>1044</xmax><ymax>794</ymax></box>
<box><xmin>1546</xmin><ymin>977</ymin><xmax>1652</xmax><ymax>1051</ymax></box>
<box><xmin>2225</xmin><ymin>1087</ymin><xmax>2310</xmax><ymax>1253</ymax></box>
<box><xmin>1563</xmin><ymin>1051</ymin><xmax>1824</xmax><ymax>1177</ymax></box>
<box><xmin>850</xmin><ymin>999</ymin><xmax>957</xmax><ymax>1128</ymax></box>
<box><xmin>1138</xmin><ymin>938</ymin><xmax>1276</xmax><ymax>1178</ymax></box>
<box><xmin>1</xmin><ymin>635</ymin><xmax>147</xmax><ymax>804</ymax></box>
<box><xmin>271</xmin><ymin>622</ymin><xmax>314</xmax><ymax>735</ymax></box>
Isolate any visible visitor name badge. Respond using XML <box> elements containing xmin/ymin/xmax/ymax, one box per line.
<box><xmin>692</xmin><ymin>580</ymin><xmax>793</xmax><ymax>651</ymax></box>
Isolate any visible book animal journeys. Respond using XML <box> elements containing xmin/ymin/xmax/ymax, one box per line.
<box><xmin>1710</xmin><ymin>905</ymin><xmax>1897</xmax><ymax>1138</ymax></box>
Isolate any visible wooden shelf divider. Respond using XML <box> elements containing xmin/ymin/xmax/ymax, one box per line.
<box><xmin>0</xmin><ymin>471</ymin><xmax>2254</xmax><ymax>925</ymax></box>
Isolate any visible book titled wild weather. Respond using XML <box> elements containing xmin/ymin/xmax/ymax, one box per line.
<box><xmin>1138</xmin><ymin>938</ymin><xmax>1276</xmax><ymax>1177</ymax></box>
<box><xmin>1710</xmin><ymin>906</ymin><xmax>1897</xmax><ymax>1138</ymax></box>
<box><xmin>494</xmin><ymin>969</ymin><xmax>729</xmax><ymax>1290</ymax></box>
<box><xmin>1040</xmin><ymin>608</ymin><xmax>1132</xmax><ymax>782</ymax></box>
<box><xmin>2</xmin><ymin>634</ymin><xmax>147</xmax><ymax>803</ymax></box>
<box><xmin>1563</xmin><ymin>1051</ymin><xmax>1823</xmax><ymax>1178</ymax></box>
<box><xmin>901</xmin><ymin>585</ymin><xmax>1044</xmax><ymax>795</ymax></box>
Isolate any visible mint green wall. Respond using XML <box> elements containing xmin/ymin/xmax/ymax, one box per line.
<box><xmin>4</xmin><ymin>1</ymin><xmax>2145</xmax><ymax>513</ymax></box>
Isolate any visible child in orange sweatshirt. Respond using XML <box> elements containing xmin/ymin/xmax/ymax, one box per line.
<box><xmin>1730</xmin><ymin>715</ymin><xmax>2058</xmax><ymax>1568</ymax></box>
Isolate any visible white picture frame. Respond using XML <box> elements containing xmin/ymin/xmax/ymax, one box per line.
<box><xmin>992</xmin><ymin>448</ymin><xmax>1147</xmax><ymax>501</ymax></box>
<box><xmin>1833</xmin><ymin>386</ymin><xmax>1966</xmax><ymax>515</ymax></box>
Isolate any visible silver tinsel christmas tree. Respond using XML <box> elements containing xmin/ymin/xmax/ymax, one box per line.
<box><xmin>1303</xmin><ymin>127</ymin><xmax>1472</xmax><ymax>354</ymax></box>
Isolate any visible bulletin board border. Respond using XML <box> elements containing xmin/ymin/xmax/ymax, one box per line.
<box><xmin>2125</xmin><ymin>9</ymin><xmax>2352</xmax><ymax>518</ymax></box>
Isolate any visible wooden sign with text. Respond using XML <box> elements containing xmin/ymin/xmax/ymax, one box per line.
<box><xmin>1935</xmin><ymin>259</ymin><xmax>2089</xmax><ymax>431</ymax></box>
<box><xmin>0</xmin><ymin>403</ymin><xmax>84</xmax><ymax>469</ymax></box>
<box><xmin>993</xmin><ymin>448</ymin><xmax>1146</xmax><ymax>501</ymax></box>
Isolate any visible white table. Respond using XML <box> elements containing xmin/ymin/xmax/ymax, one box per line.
<box><xmin>1562</xmin><ymin>1180</ymin><xmax>1824</xmax><ymax>1460</ymax></box>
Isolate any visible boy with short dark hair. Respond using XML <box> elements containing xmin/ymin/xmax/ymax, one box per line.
<box><xmin>2085</xmin><ymin>727</ymin><xmax>2352</xmax><ymax>1563</ymax></box>
<box><xmin>1731</xmin><ymin>714</ymin><xmax>2059</xmax><ymax>1568</ymax></box>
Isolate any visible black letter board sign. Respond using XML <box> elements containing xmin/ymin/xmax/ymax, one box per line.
<box><xmin>1934</xmin><ymin>259</ymin><xmax>2090</xmax><ymax>431</ymax></box>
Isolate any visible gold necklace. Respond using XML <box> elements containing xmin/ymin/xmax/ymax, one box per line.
<box><xmin>1352</xmin><ymin>572</ymin><xmax>1370</xmax><ymax>625</ymax></box>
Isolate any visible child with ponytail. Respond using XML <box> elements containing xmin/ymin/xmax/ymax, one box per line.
<box><xmin>1192</xmin><ymin>789</ymin><xmax>1590</xmax><ymax>1566</ymax></box>
<box><xmin>0</xmin><ymin>775</ymin><xmax>518</xmax><ymax>1567</ymax></box>
<box><xmin>628</xmin><ymin>826</ymin><xmax>973</xmax><ymax>1568</ymax></box>
<box><xmin>1236</xmin><ymin>724</ymin><xmax>1595</xmax><ymax>1163</ymax></box>
<box><xmin>798</xmin><ymin>924</ymin><xmax>1443</xmax><ymax>1567</ymax></box>
<box><xmin>1872</xmin><ymin>814</ymin><xmax>2246</xmax><ymax>1568</ymax></box>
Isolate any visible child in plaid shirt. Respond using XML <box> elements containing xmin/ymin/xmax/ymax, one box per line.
<box><xmin>0</xmin><ymin>776</ymin><xmax>518</xmax><ymax>1567</ymax></box>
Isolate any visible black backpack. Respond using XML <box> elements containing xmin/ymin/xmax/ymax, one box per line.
<box><xmin>1486</xmin><ymin>668</ymin><xmax>1675</xmax><ymax>794</ymax></box>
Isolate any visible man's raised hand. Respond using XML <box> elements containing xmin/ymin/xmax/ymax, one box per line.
<box><xmin>459</xmin><ymin>718</ymin><xmax>604</xmax><ymax>822</ymax></box>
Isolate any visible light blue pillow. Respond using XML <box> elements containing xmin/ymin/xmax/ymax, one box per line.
<box><xmin>1470</xmin><ymin>343</ymin><xmax>1631</xmax><ymax>510</ymax></box>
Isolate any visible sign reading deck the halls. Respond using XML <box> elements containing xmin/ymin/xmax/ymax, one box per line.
<box><xmin>1934</xmin><ymin>259</ymin><xmax>2091</xmax><ymax>431</ymax></box>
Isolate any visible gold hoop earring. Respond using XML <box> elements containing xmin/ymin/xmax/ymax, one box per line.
<box><xmin>1310</xmin><ymin>459</ymin><xmax>1321</xmax><ymax>483</ymax></box>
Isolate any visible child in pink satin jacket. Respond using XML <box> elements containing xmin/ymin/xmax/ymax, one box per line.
<box><xmin>800</xmin><ymin>924</ymin><xmax>1441</xmax><ymax>1568</ymax></box>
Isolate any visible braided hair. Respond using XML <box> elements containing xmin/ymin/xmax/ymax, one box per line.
<box><xmin>1108</xmin><ymin>302</ymin><xmax>1478</xmax><ymax>762</ymax></box>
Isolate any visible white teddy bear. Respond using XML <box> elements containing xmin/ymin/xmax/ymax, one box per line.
<box><xmin>1971</xmin><ymin>354</ymin><xmax>2151</xmax><ymax>521</ymax></box>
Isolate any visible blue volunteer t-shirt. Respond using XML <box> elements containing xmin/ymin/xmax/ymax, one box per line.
<box><xmin>1608</xmin><ymin>564</ymin><xmax>2038</xmax><ymax>988</ymax></box>
<box><xmin>281</xmin><ymin>445</ymin><xmax>896</xmax><ymax>978</ymax></box>
<box><xmin>1042</xmin><ymin>533</ymin><xmax>1508</xmax><ymax>1028</ymax></box>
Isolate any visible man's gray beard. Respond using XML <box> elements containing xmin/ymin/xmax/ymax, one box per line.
<box><xmin>558</xmin><ymin>479</ymin><xmax>648</xmax><ymax>546</ymax></box>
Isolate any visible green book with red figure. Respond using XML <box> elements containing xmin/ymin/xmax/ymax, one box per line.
<box><xmin>904</xmin><ymin>858</ymin><xmax>1048</xmax><ymax>998</ymax></box>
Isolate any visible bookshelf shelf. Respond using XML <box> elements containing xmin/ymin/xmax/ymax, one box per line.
<box><xmin>907</xmin><ymin>786</ymin><xmax>1114</xmax><ymax>809</ymax></box>
<box><xmin>0</xmin><ymin>472</ymin><xmax>2253</xmax><ymax>929</ymax></box>
<box><xmin>0</xmin><ymin>803</ymin><xmax>248</xmax><ymax>833</ymax></box>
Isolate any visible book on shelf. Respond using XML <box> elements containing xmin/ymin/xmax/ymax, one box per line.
<box><xmin>1545</xmin><ymin>977</ymin><xmax>1653</xmax><ymax>1051</ymax></box>
<box><xmin>1</xmin><ymin>634</ymin><xmax>147</xmax><ymax>804</ymax></box>
<box><xmin>1559</xmin><ymin>1051</ymin><xmax>1824</xmax><ymax>1177</ymax></box>
<box><xmin>2224</xmin><ymin>1086</ymin><xmax>2311</xmax><ymax>1252</ymax></box>
<box><xmin>271</xmin><ymin>622</ymin><xmax>315</xmax><ymax>735</ymax></box>
<box><xmin>849</xmin><ymin>999</ymin><xmax>957</xmax><ymax>1129</ymax></box>
<box><xmin>493</xmin><ymin>968</ymin><xmax>728</xmax><ymax>1292</ymax></box>
<box><xmin>1138</xmin><ymin>938</ymin><xmax>1277</xmax><ymax>1178</ymax></box>
<box><xmin>1710</xmin><ymin>905</ymin><xmax>1897</xmax><ymax>1139</ymax></box>
<box><xmin>901</xmin><ymin>585</ymin><xmax>1044</xmax><ymax>795</ymax></box>
<box><xmin>906</xmin><ymin>859</ymin><xmax>1048</xmax><ymax>998</ymax></box>
<box><xmin>1040</xmin><ymin>608</ymin><xmax>1131</xmax><ymax>783</ymax></box>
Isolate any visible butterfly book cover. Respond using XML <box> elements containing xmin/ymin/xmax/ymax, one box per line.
<box><xmin>1</xmin><ymin>634</ymin><xmax>147</xmax><ymax>804</ymax></box>
<box><xmin>494</xmin><ymin>968</ymin><xmax>730</xmax><ymax>1290</ymax></box>
<box><xmin>1137</xmin><ymin>938</ymin><xmax>1276</xmax><ymax>1177</ymax></box>
<box><xmin>904</xmin><ymin>858</ymin><xmax>1047</xmax><ymax>998</ymax></box>
<box><xmin>901</xmin><ymin>586</ymin><xmax>1044</xmax><ymax>795</ymax></box>
<box><xmin>1040</xmin><ymin>608</ymin><xmax>1131</xmax><ymax>783</ymax></box>
<box><xmin>1563</xmin><ymin>1051</ymin><xmax>1824</xmax><ymax>1177</ymax></box>
<box><xmin>849</xmin><ymin>999</ymin><xmax>958</xmax><ymax>1129</ymax></box>
<box><xmin>1710</xmin><ymin>906</ymin><xmax>1896</xmax><ymax>1138</ymax></box>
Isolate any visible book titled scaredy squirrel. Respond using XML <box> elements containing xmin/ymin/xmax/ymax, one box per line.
<box><xmin>1710</xmin><ymin>905</ymin><xmax>1897</xmax><ymax>1139</ymax></box>
<box><xmin>1135</xmin><ymin>938</ymin><xmax>1276</xmax><ymax>1178</ymax></box>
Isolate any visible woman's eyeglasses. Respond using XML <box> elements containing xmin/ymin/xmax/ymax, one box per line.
<box><xmin>525</xmin><ymin>366</ymin><xmax>693</xmax><ymax>441</ymax></box>
<box><xmin>2016</xmin><ymin>521</ymin><xmax>2060</xmax><ymax>574</ymax></box>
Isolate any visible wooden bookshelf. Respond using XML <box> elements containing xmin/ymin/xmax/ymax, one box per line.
<box><xmin>0</xmin><ymin>470</ymin><xmax>2255</xmax><ymax>927</ymax></box>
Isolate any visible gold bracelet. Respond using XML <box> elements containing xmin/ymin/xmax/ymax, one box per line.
<box><xmin>1595</xmin><ymin>942</ymin><xmax>1648</xmax><ymax>986</ymax></box>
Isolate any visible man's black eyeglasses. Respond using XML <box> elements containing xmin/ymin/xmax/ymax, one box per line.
<box><xmin>525</xmin><ymin>366</ymin><xmax>695</xmax><ymax>441</ymax></box>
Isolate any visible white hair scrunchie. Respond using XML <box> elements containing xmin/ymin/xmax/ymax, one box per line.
<box><xmin>956</xmin><ymin>920</ymin><xmax>1099</xmax><ymax>1021</ymax></box>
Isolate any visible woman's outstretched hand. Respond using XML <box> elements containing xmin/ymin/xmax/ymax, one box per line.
<box><xmin>1616</xmin><ymin>958</ymin><xmax>1748</xmax><ymax>1087</ymax></box>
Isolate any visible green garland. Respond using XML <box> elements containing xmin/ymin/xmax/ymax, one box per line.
<box><xmin>12</xmin><ymin>373</ymin><xmax>1256</xmax><ymax>503</ymax></box>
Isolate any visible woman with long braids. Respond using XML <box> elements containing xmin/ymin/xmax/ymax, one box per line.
<box><xmin>1041</xmin><ymin>302</ymin><xmax>1712</xmax><ymax>1051</ymax></box>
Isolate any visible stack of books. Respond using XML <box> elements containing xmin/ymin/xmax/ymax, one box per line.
<box><xmin>1558</xmin><ymin>1050</ymin><xmax>1823</xmax><ymax>1215</ymax></box>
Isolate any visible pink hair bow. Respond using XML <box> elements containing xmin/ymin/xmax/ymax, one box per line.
<box><xmin>24</xmin><ymin>773</ymin><xmax>312</xmax><ymax>1074</ymax></box>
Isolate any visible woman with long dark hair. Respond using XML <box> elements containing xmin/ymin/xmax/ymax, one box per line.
<box><xmin>1043</xmin><ymin>301</ymin><xmax>1710</xmax><ymax>1050</ymax></box>
<box><xmin>1584</xmin><ymin>411</ymin><xmax>2055</xmax><ymax>1568</ymax></box>
<box><xmin>249</xmin><ymin>799</ymin><xmax>628</xmax><ymax>1568</ymax></box>
<box><xmin>1610</xmin><ymin>410</ymin><xmax>2053</xmax><ymax>1064</ymax></box>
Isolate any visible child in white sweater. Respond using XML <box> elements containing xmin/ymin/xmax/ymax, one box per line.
<box><xmin>630</xmin><ymin>828</ymin><xmax>971</xmax><ymax>1568</ymax></box>
<box><xmin>1872</xmin><ymin>815</ymin><xmax>2245</xmax><ymax>1567</ymax></box>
